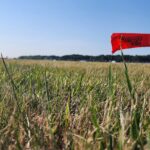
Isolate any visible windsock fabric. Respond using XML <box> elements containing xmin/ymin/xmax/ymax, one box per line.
<box><xmin>111</xmin><ymin>33</ymin><xmax>150</xmax><ymax>53</ymax></box>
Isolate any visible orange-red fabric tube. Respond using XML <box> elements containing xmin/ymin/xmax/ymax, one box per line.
<box><xmin>111</xmin><ymin>33</ymin><xmax>150</xmax><ymax>53</ymax></box>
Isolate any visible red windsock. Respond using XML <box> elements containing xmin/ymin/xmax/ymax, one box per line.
<box><xmin>111</xmin><ymin>33</ymin><xmax>150</xmax><ymax>53</ymax></box>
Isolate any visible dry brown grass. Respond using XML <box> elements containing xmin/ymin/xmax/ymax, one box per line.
<box><xmin>0</xmin><ymin>59</ymin><xmax>150</xmax><ymax>149</ymax></box>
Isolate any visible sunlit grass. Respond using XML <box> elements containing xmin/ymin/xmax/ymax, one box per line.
<box><xmin>0</xmin><ymin>59</ymin><xmax>150</xmax><ymax>149</ymax></box>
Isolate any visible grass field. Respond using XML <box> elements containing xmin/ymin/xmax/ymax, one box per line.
<box><xmin>0</xmin><ymin>59</ymin><xmax>150</xmax><ymax>150</ymax></box>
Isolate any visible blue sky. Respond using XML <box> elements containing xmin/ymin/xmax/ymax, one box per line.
<box><xmin>0</xmin><ymin>0</ymin><xmax>150</xmax><ymax>58</ymax></box>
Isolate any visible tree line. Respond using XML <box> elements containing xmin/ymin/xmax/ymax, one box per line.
<box><xmin>18</xmin><ymin>54</ymin><xmax>150</xmax><ymax>63</ymax></box>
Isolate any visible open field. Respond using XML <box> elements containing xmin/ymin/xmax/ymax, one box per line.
<box><xmin>0</xmin><ymin>60</ymin><xmax>150</xmax><ymax>150</ymax></box>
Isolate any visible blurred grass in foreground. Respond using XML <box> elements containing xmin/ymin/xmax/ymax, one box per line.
<box><xmin>0</xmin><ymin>60</ymin><xmax>150</xmax><ymax>150</ymax></box>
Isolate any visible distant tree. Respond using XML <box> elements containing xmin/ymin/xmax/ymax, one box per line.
<box><xmin>18</xmin><ymin>54</ymin><xmax>150</xmax><ymax>63</ymax></box>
